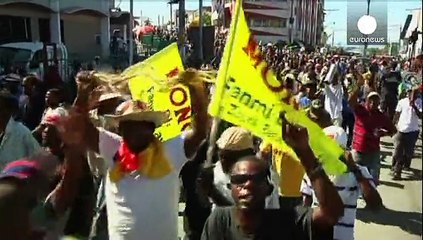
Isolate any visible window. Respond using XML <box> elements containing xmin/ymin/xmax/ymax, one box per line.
<box><xmin>0</xmin><ymin>16</ymin><xmax>32</xmax><ymax>44</ymax></box>
<box><xmin>39</xmin><ymin>19</ymin><xmax>65</xmax><ymax>43</ymax></box>
<box><xmin>251</xmin><ymin>17</ymin><xmax>287</xmax><ymax>28</ymax></box>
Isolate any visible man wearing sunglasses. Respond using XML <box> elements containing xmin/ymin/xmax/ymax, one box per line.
<box><xmin>198</xmin><ymin>127</ymin><xmax>279</xmax><ymax>210</ymax></box>
<box><xmin>201</xmin><ymin>115</ymin><xmax>344</xmax><ymax>240</ymax></box>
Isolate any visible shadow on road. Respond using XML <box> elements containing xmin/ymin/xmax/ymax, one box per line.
<box><xmin>381</xmin><ymin>141</ymin><xmax>394</xmax><ymax>148</ymax></box>
<box><xmin>379</xmin><ymin>180</ymin><xmax>405</xmax><ymax>189</ymax></box>
<box><xmin>380</xmin><ymin>150</ymin><xmax>392</xmax><ymax>162</ymax></box>
<box><xmin>356</xmin><ymin>207</ymin><xmax>422</xmax><ymax>236</ymax></box>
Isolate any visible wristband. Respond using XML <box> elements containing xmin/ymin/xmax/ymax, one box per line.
<box><xmin>307</xmin><ymin>162</ymin><xmax>325</xmax><ymax>181</ymax></box>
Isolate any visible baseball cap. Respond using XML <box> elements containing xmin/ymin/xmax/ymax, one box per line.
<box><xmin>0</xmin><ymin>159</ymin><xmax>41</xmax><ymax>180</ymax></box>
<box><xmin>323</xmin><ymin>126</ymin><xmax>348</xmax><ymax>149</ymax></box>
<box><xmin>367</xmin><ymin>91</ymin><xmax>380</xmax><ymax>99</ymax></box>
<box><xmin>216</xmin><ymin>127</ymin><xmax>254</xmax><ymax>151</ymax></box>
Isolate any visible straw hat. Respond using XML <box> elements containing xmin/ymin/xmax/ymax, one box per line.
<box><xmin>98</xmin><ymin>92</ymin><xmax>123</xmax><ymax>103</ymax></box>
<box><xmin>216</xmin><ymin>127</ymin><xmax>254</xmax><ymax>151</ymax></box>
<box><xmin>103</xmin><ymin>100</ymin><xmax>169</xmax><ymax>127</ymax></box>
<box><xmin>3</xmin><ymin>73</ymin><xmax>21</xmax><ymax>83</ymax></box>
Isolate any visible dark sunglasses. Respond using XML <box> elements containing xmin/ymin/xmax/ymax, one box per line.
<box><xmin>230</xmin><ymin>172</ymin><xmax>268</xmax><ymax>185</ymax></box>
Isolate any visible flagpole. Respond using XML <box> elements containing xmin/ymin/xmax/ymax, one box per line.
<box><xmin>199</xmin><ymin>0</ymin><xmax>204</xmax><ymax>62</ymax></box>
<box><xmin>129</xmin><ymin>0</ymin><xmax>134</xmax><ymax>66</ymax></box>
<box><xmin>205</xmin><ymin>0</ymin><xmax>242</xmax><ymax>167</ymax></box>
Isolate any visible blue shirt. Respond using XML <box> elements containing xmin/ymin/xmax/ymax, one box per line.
<box><xmin>0</xmin><ymin>117</ymin><xmax>41</xmax><ymax>170</ymax></box>
<box><xmin>299</xmin><ymin>96</ymin><xmax>312</xmax><ymax>109</ymax></box>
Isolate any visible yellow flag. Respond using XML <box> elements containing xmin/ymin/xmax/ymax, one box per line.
<box><xmin>126</xmin><ymin>43</ymin><xmax>192</xmax><ymax>141</ymax></box>
<box><xmin>209</xmin><ymin>0</ymin><xmax>346</xmax><ymax>175</ymax></box>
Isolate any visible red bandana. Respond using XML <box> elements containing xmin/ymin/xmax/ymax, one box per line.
<box><xmin>116</xmin><ymin>142</ymin><xmax>143</xmax><ymax>173</ymax></box>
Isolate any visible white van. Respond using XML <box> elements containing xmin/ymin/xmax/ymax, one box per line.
<box><xmin>0</xmin><ymin>42</ymin><xmax>69</xmax><ymax>81</ymax></box>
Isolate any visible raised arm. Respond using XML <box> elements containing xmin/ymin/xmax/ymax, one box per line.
<box><xmin>60</xmin><ymin>72</ymin><xmax>101</xmax><ymax>153</ymax></box>
<box><xmin>344</xmin><ymin>151</ymin><xmax>382</xmax><ymax>211</ymax></box>
<box><xmin>280</xmin><ymin>113</ymin><xmax>343</xmax><ymax>230</ymax></box>
<box><xmin>347</xmin><ymin>70</ymin><xmax>365</xmax><ymax>111</ymax></box>
<box><xmin>183</xmin><ymin>83</ymin><xmax>209</xmax><ymax>159</ymax></box>
<box><xmin>410</xmin><ymin>89</ymin><xmax>422</xmax><ymax>119</ymax></box>
<box><xmin>47</xmin><ymin>146</ymin><xmax>85</xmax><ymax>216</ymax></box>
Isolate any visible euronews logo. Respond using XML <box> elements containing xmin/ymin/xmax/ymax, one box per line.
<box><xmin>347</xmin><ymin>1</ymin><xmax>387</xmax><ymax>46</ymax></box>
<box><xmin>349</xmin><ymin>15</ymin><xmax>385</xmax><ymax>44</ymax></box>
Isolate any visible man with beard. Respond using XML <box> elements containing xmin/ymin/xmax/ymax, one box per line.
<box><xmin>201</xmin><ymin>114</ymin><xmax>344</xmax><ymax>240</ymax></box>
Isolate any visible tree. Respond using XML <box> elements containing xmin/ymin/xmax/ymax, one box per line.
<box><xmin>190</xmin><ymin>13</ymin><xmax>212</xmax><ymax>27</ymax></box>
<box><xmin>203</xmin><ymin>12</ymin><xmax>212</xmax><ymax>26</ymax></box>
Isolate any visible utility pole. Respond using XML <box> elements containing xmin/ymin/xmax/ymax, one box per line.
<box><xmin>170</xmin><ymin>3</ymin><xmax>173</xmax><ymax>28</ymax></box>
<box><xmin>129</xmin><ymin>0</ymin><xmax>134</xmax><ymax>66</ymax></box>
<box><xmin>363</xmin><ymin>0</ymin><xmax>371</xmax><ymax>57</ymax></box>
<box><xmin>288</xmin><ymin>0</ymin><xmax>294</xmax><ymax>44</ymax></box>
<box><xmin>331</xmin><ymin>22</ymin><xmax>335</xmax><ymax>48</ymax></box>
<box><xmin>178</xmin><ymin>0</ymin><xmax>186</xmax><ymax>59</ymax></box>
<box><xmin>199</xmin><ymin>0</ymin><xmax>203</xmax><ymax>62</ymax></box>
<box><xmin>324</xmin><ymin>9</ymin><xmax>339</xmax><ymax>47</ymax></box>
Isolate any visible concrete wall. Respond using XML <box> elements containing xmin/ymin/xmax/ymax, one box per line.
<box><xmin>0</xmin><ymin>0</ymin><xmax>110</xmax><ymax>60</ymax></box>
<box><xmin>61</xmin><ymin>13</ymin><xmax>102</xmax><ymax>60</ymax></box>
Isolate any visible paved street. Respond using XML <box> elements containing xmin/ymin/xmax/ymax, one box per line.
<box><xmin>355</xmin><ymin>135</ymin><xmax>422</xmax><ymax>240</ymax></box>
<box><xmin>178</xmin><ymin>136</ymin><xmax>422</xmax><ymax>240</ymax></box>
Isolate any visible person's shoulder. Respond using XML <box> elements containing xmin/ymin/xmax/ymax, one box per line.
<box><xmin>11</xmin><ymin>119</ymin><xmax>32</xmax><ymax>136</ymax></box>
<box><xmin>354</xmin><ymin>103</ymin><xmax>366</xmax><ymax>113</ymax></box>
<box><xmin>0</xmin><ymin>179</ymin><xmax>23</xmax><ymax>206</ymax></box>
<box><xmin>398</xmin><ymin>97</ymin><xmax>408</xmax><ymax>105</ymax></box>
<box><xmin>164</xmin><ymin>135</ymin><xmax>185</xmax><ymax>151</ymax></box>
<box><xmin>208</xmin><ymin>206</ymin><xmax>233</xmax><ymax>224</ymax></box>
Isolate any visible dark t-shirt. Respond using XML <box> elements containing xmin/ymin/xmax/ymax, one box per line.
<box><xmin>380</xmin><ymin>71</ymin><xmax>401</xmax><ymax>100</ymax></box>
<box><xmin>201</xmin><ymin>206</ymin><xmax>312</xmax><ymax>240</ymax></box>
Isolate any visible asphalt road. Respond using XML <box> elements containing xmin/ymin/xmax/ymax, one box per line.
<box><xmin>178</xmin><ymin>135</ymin><xmax>423</xmax><ymax>240</ymax></box>
<box><xmin>355</xmin><ymin>135</ymin><xmax>422</xmax><ymax>240</ymax></box>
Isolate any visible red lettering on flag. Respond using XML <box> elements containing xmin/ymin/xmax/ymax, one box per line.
<box><xmin>166</xmin><ymin>67</ymin><xmax>180</xmax><ymax>78</ymax></box>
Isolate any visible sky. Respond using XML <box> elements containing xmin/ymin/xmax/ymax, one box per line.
<box><xmin>117</xmin><ymin>0</ymin><xmax>422</xmax><ymax>46</ymax></box>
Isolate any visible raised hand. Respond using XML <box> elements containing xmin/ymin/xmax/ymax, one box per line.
<box><xmin>280</xmin><ymin>112</ymin><xmax>310</xmax><ymax>152</ymax></box>
<box><xmin>56</xmin><ymin>109</ymin><xmax>87</xmax><ymax>150</ymax></box>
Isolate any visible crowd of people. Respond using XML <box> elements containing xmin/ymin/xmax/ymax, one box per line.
<box><xmin>0</xmin><ymin>33</ymin><xmax>422</xmax><ymax>240</ymax></box>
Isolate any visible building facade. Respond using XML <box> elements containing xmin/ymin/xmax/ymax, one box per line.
<box><xmin>400</xmin><ymin>9</ymin><xmax>422</xmax><ymax>58</ymax></box>
<box><xmin>216</xmin><ymin>0</ymin><xmax>324</xmax><ymax>46</ymax></box>
<box><xmin>0</xmin><ymin>0</ymin><xmax>113</xmax><ymax>60</ymax></box>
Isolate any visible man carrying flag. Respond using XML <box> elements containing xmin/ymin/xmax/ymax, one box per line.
<box><xmin>58</xmin><ymin>70</ymin><xmax>208</xmax><ymax>240</ymax></box>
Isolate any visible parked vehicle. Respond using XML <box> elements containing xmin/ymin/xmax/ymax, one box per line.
<box><xmin>0</xmin><ymin>42</ymin><xmax>69</xmax><ymax>81</ymax></box>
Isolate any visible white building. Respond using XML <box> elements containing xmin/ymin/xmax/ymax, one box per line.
<box><xmin>401</xmin><ymin>9</ymin><xmax>422</xmax><ymax>58</ymax></box>
<box><xmin>0</xmin><ymin>0</ymin><xmax>113</xmax><ymax>60</ymax></box>
<box><xmin>215</xmin><ymin>0</ymin><xmax>324</xmax><ymax>46</ymax></box>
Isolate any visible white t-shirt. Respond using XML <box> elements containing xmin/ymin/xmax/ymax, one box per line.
<box><xmin>324</xmin><ymin>83</ymin><xmax>344</xmax><ymax>120</ymax></box>
<box><xmin>301</xmin><ymin>166</ymin><xmax>375</xmax><ymax>240</ymax></box>
<box><xmin>395</xmin><ymin>97</ymin><xmax>422</xmax><ymax>133</ymax></box>
<box><xmin>98</xmin><ymin>128</ymin><xmax>187</xmax><ymax>240</ymax></box>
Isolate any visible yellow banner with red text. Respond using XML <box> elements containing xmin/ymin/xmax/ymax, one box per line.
<box><xmin>125</xmin><ymin>43</ymin><xmax>192</xmax><ymax>142</ymax></box>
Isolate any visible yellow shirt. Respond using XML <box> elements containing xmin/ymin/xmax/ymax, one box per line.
<box><xmin>260</xmin><ymin>142</ymin><xmax>305</xmax><ymax>197</ymax></box>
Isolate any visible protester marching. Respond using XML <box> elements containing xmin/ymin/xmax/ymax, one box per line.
<box><xmin>0</xmin><ymin>0</ymin><xmax>422</xmax><ymax>240</ymax></box>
